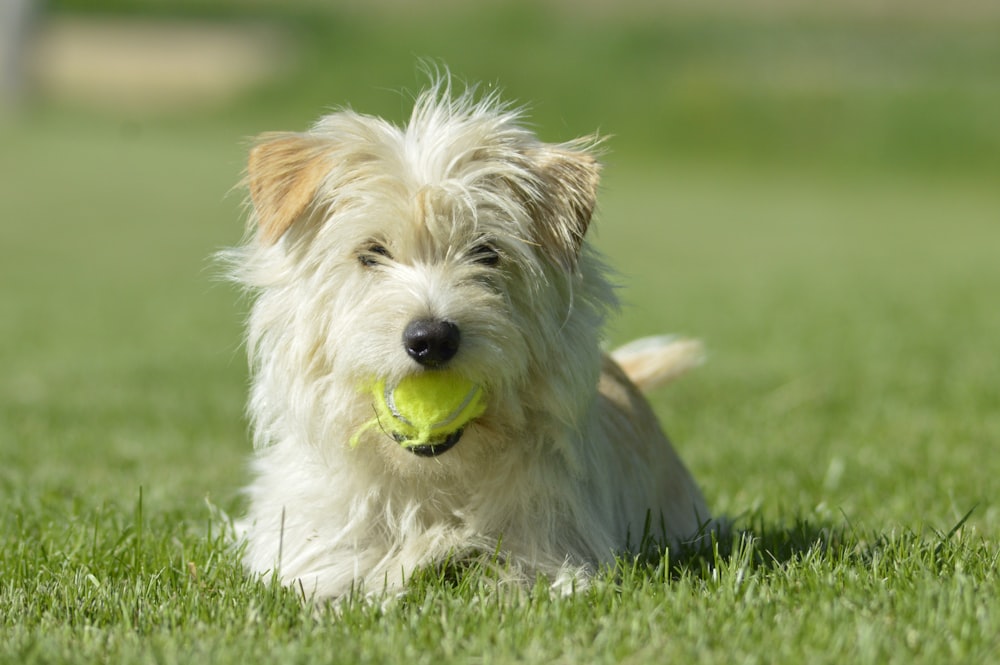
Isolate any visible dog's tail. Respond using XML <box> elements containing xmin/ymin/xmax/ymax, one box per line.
<box><xmin>611</xmin><ymin>335</ymin><xmax>705</xmax><ymax>393</ymax></box>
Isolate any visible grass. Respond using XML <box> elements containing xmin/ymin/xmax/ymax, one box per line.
<box><xmin>3</xmin><ymin>2</ymin><xmax>1000</xmax><ymax>663</ymax></box>
<box><xmin>3</xmin><ymin>499</ymin><xmax>997</xmax><ymax>663</ymax></box>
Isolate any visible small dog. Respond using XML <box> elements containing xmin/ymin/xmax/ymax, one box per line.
<box><xmin>225</xmin><ymin>78</ymin><xmax>709</xmax><ymax>598</ymax></box>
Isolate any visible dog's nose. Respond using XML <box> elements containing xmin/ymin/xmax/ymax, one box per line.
<box><xmin>403</xmin><ymin>318</ymin><xmax>460</xmax><ymax>367</ymax></box>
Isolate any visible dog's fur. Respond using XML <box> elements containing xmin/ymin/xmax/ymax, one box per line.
<box><xmin>224</xmin><ymin>80</ymin><xmax>709</xmax><ymax>599</ymax></box>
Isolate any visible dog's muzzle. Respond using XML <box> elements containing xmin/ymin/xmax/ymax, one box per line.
<box><xmin>396</xmin><ymin>428</ymin><xmax>465</xmax><ymax>457</ymax></box>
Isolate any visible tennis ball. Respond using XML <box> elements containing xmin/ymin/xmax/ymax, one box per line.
<box><xmin>351</xmin><ymin>371</ymin><xmax>486</xmax><ymax>449</ymax></box>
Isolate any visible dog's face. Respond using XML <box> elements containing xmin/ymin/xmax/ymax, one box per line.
<box><xmin>236</xmin><ymin>93</ymin><xmax>614</xmax><ymax>475</ymax></box>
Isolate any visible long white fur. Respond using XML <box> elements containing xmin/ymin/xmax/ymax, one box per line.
<box><xmin>224</xmin><ymin>78</ymin><xmax>709</xmax><ymax>599</ymax></box>
<box><xmin>611</xmin><ymin>335</ymin><xmax>706</xmax><ymax>392</ymax></box>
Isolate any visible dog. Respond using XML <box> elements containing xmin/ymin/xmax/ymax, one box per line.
<box><xmin>223</xmin><ymin>78</ymin><xmax>710</xmax><ymax>599</ymax></box>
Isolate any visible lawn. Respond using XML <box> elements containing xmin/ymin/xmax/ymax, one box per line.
<box><xmin>2</xmin><ymin>2</ymin><xmax>999</xmax><ymax>663</ymax></box>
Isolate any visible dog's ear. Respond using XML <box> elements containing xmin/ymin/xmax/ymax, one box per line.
<box><xmin>523</xmin><ymin>144</ymin><xmax>601</xmax><ymax>269</ymax></box>
<box><xmin>247</xmin><ymin>133</ymin><xmax>331</xmax><ymax>244</ymax></box>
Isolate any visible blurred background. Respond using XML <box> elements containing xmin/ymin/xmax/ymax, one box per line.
<box><xmin>1</xmin><ymin>0</ymin><xmax>998</xmax><ymax>527</ymax></box>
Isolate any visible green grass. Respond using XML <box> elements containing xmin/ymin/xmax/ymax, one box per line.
<box><xmin>4</xmin><ymin>509</ymin><xmax>996</xmax><ymax>663</ymax></box>
<box><xmin>3</xmin><ymin>2</ymin><xmax>1000</xmax><ymax>663</ymax></box>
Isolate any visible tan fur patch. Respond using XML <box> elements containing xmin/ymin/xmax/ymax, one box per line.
<box><xmin>247</xmin><ymin>133</ymin><xmax>331</xmax><ymax>244</ymax></box>
<box><xmin>524</xmin><ymin>145</ymin><xmax>601</xmax><ymax>268</ymax></box>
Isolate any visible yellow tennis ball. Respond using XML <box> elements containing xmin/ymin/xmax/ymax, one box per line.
<box><xmin>353</xmin><ymin>371</ymin><xmax>486</xmax><ymax>450</ymax></box>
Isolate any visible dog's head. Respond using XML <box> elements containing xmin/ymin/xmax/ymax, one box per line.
<box><xmin>232</xmin><ymin>82</ymin><xmax>616</xmax><ymax>473</ymax></box>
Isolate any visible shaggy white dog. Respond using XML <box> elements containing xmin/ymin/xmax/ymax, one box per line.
<box><xmin>224</xmin><ymin>79</ymin><xmax>709</xmax><ymax>598</ymax></box>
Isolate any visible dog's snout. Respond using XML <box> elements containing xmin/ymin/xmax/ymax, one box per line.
<box><xmin>403</xmin><ymin>318</ymin><xmax>460</xmax><ymax>367</ymax></box>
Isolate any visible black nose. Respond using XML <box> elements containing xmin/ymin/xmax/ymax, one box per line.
<box><xmin>403</xmin><ymin>318</ymin><xmax>460</xmax><ymax>367</ymax></box>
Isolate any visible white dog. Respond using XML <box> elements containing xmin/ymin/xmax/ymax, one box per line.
<box><xmin>224</xmin><ymin>79</ymin><xmax>709</xmax><ymax>599</ymax></box>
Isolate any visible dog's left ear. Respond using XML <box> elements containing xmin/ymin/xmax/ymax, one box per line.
<box><xmin>523</xmin><ymin>144</ymin><xmax>601</xmax><ymax>269</ymax></box>
<box><xmin>247</xmin><ymin>133</ymin><xmax>331</xmax><ymax>244</ymax></box>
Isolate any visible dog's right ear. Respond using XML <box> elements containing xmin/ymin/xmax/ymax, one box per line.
<box><xmin>247</xmin><ymin>133</ymin><xmax>331</xmax><ymax>244</ymax></box>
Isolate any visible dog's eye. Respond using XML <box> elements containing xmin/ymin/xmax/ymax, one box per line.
<box><xmin>359</xmin><ymin>243</ymin><xmax>392</xmax><ymax>268</ymax></box>
<box><xmin>470</xmin><ymin>243</ymin><xmax>500</xmax><ymax>267</ymax></box>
